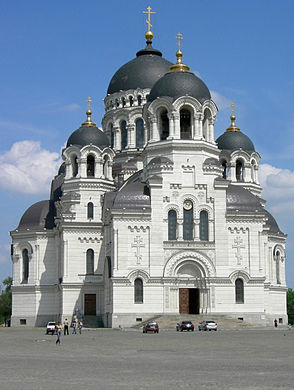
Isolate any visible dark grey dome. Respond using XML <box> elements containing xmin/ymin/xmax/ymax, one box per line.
<box><xmin>66</xmin><ymin>125</ymin><xmax>110</xmax><ymax>149</ymax></box>
<box><xmin>203</xmin><ymin>157</ymin><xmax>222</xmax><ymax>167</ymax></box>
<box><xmin>227</xmin><ymin>185</ymin><xmax>263</xmax><ymax>212</ymax></box>
<box><xmin>148</xmin><ymin>71</ymin><xmax>211</xmax><ymax>103</ymax></box>
<box><xmin>264</xmin><ymin>209</ymin><xmax>283</xmax><ymax>234</ymax></box>
<box><xmin>147</xmin><ymin>156</ymin><xmax>173</xmax><ymax>166</ymax></box>
<box><xmin>17</xmin><ymin>200</ymin><xmax>55</xmax><ymax>231</ymax></box>
<box><xmin>112</xmin><ymin>181</ymin><xmax>150</xmax><ymax>210</ymax></box>
<box><xmin>216</xmin><ymin>131</ymin><xmax>255</xmax><ymax>152</ymax></box>
<box><xmin>107</xmin><ymin>44</ymin><xmax>172</xmax><ymax>94</ymax></box>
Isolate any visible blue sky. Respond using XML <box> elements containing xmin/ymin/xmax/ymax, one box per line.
<box><xmin>1</xmin><ymin>0</ymin><xmax>294</xmax><ymax>287</ymax></box>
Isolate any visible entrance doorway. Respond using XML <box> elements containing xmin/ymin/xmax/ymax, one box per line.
<box><xmin>179</xmin><ymin>288</ymin><xmax>199</xmax><ymax>314</ymax></box>
<box><xmin>84</xmin><ymin>294</ymin><xmax>96</xmax><ymax>315</ymax></box>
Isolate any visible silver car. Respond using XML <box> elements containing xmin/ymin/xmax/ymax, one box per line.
<box><xmin>198</xmin><ymin>320</ymin><xmax>218</xmax><ymax>331</ymax></box>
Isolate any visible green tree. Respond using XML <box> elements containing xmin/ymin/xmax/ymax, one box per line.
<box><xmin>0</xmin><ymin>277</ymin><xmax>12</xmax><ymax>326</ymax></box>
<box><xmin>287</xmin><ymin>288</ymin><xmax>294</xmax><ymax>325</ymax></box>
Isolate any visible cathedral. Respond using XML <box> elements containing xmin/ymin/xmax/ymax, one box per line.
<box><xmin>10</xmin><ymin>11</ymin><xmax>287</xmax><ymax>327</ymax></box>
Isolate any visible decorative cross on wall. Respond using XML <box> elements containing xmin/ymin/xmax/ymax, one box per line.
<box><xmin>131</xmin><ymin>236</ymin><xmax>145</xmax><ymax>265</ymax></box>
<box><xmin>232</xmin><ymin>236</ymin><xmax>245</xmax><ymax>265</ymax></box>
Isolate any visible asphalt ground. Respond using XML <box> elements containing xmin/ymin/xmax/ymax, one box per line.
<box><xmin>0</xmin><ymin>327</ymin><xmax>293</xmax><ymax>389</ymax></box>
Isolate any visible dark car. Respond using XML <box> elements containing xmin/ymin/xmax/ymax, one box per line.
<box><xmin>198</xmin><ymin>320</ymin><xmax>218</xmax><ymax>331</ymax></box>
<box><xmin>143</xmin><ymin>321</ymin><xmax>159</xmax><ymax>333</ymax></box>
<box><xmin>176</xmin><ymin>321</ymin><xmax>194</xmax><ymax>332</ymax></box>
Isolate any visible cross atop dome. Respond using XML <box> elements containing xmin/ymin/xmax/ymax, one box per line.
<box><xmin>143</xmin><ymin>6</ymin><xmax>156</xmax><ymax>42</ymax></box>
<box><xmin>82</xmin><ymin>97</ymin><xmax>96</xmax><ymax>127</ymax></box>
<box><xmin>169</xmin><ymin>32</ymin><xmax>190</xmax><ymax>72</ymax></box>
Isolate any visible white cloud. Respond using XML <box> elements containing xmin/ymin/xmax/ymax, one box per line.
<box><xmin>259</xmin><ymin>163</ymin><xmax>294</xmax><ymax>201</ymax></box>
<box><xmin>210</xmin><ymin>91</ymin><xmax>231</xmax><ymax>110</ymax></box>
<box><xmin>0</xmin><ymin>141</ymin><xmax>61</xmax><ymax>195</ymax></box>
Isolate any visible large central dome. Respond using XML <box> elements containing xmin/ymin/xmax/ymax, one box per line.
<box><xmin>107</xmin><ymin>41</ymin><xmax>172</xmax><ymax>95</ymax></box>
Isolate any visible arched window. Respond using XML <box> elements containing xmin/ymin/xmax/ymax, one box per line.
<box><xmin>222</xmin><ymin>160</ymin><xmax>228</xmax><ymax>179</ymax></box>
<box><xmin>87</xmin><ymin>155</ymin><xmax>95</xmax><ymax>177</ymax></box>
<box><xmin>168</xmin><ymin>210</ymin><xmax>177</xmax><ymax>240</ymax></box>
<box><xmin>86</xmin><ymin>249</ymin><xmax>94</xmax><ymax>275</ymax></box>
<box><xmin>134</xmin><ymin>278</ymin><xmax>143</xmax><ymax>303</ymax></box>
<box><xmin>72</xmin><ymin>156</ymin><xmax>78</xmax><ymax>177</ymax></box>
<box><xmin>276</xmin><ymin>251</ymin><xmax>281</xmax><ymax>284</ymax></box>
<box><xmin>121</xmin><ymin>121</ymin><xmax>127</xmax><ymax>149</ymax></box>
<box><xmin>160</xmin><ymin>109</ymin><xmax>169</xmax><ymax>140</ymax></box>
<box><xmin>22</xmin><ymin>249</ymin><xmax>29</xmax><ymax>283</ymax></box>
<box><xmin>236</xmin><ymin>159</ymin><xmax>243</xmax><ymax>181</ymax></box>
<box><xmin>199</xmin><ymin>210</ymin><xmax>209</xmax><ymax>241</ymax></box>
<box><xmin>129</xmin><ymin>96</ymin><xmax>134</xmax><ymax>107</ymax></box>
<box><xmin>235</xmin><ymin>278</ymin><xmax>244</xmax><ymax>303</ymax></box>
<box><xmin>122</xmin><ymin>97</ymin><xmax>126</xmax><ymax>107</ymax></box>
<box><xmin>115</xmin><ymin>99</ymin><xmax>119</xmax><ymax>108</ymax></box>
<box><xmin>180</xmin><ymin>108</ymin><xmax>192</xmax><ymax>139</ymax></box>
<box><xmin>138</xmin><ymin>95</ymin><xmax>142</xmax><ymax>106</ymax></box>
<box><xmin>183</xmin><ymin>200</ymin><xmax>193</xmax><ymax>240</ymax></box>
<box><xmin>87</xmin><ymin>202</ymin><xmax>94</xmax><ymax>219</ymax></box>
<box><xmin>136</xmin><ymin>118</ymin><xmax>144</xmax><ymax>148</ymax></box>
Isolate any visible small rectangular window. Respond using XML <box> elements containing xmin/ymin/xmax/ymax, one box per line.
<box><xmin>136</xmin><ymin>318</ymin><xmax>142</xmax><ymax>322</ymax></box>
<box><xmin>279</xmin><ymin>318</ymin><xmax>283</xmax><ymax>324</ymax></box>
<box><xmin>20</xmin><ymin>319</ymin><xmax>26</xmax><ymax>325</ymax></box>
<box><xmin>238</xmin><ymin>317</ymin><xmax>244</xmax><ymax>321</ymax></box>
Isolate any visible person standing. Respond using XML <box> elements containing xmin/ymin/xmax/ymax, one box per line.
<box><xmin>56</xmin><ymin>321</ymin><xmax>62</xmax><ymax>345</ymax></box>
<box><xmin>274</xmin><ymin>318</ymin><xmax>278</xmax><ymax>328</ymax></box>
<box><xmin>63</xmin><ymin>318</ymin><xmax>69</xmax><ymax>335</ymax></box>
<box><xmin>72</xmin><ymin>320</ymin><xmax>77</xmax><ymax>334</ymax></box>
<box><xmin>78</xmin><ymin>320</ymin><xmax>83</xmax><ymax>334</ymax></box>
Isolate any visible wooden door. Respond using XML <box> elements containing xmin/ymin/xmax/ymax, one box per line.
<box><xmin>84</xmin><ymin>294</ymin><xmax>96</xmax><ymax>315</ymax></box>
<box><xmin>179</xmin><ymin>288</ymin><xmax>189</xmax><ymax>314</ymax></box>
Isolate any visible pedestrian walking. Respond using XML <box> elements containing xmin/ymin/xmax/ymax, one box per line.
<box><xmin>78</xmin><ymin>320</ymin><xmax>83</xmax><ymax>334</ymax></box>
<box><xmin>72</xmin><ymin>320</ymin><xmax>77</xmax><ymax>334</ymax></box>
<box><xmin>55</xmin><ymin>321</ymin><xmax>62</xmax><ymax>345</ymax></box>
<box><xmin>64</xmin><ymin>318</ymin><xmax>69</xmax><ymax>335</ymax></box>
<box><xmin>274</xmin><ymin>318</ymin><xmax>278</xmax><ymax>328</ymax></box>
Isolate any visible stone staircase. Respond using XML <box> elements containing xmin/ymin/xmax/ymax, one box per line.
<box><xmin>133</xmin><ymin>314</ymin><xmax>259</xmax><ymax>330</ymax></box>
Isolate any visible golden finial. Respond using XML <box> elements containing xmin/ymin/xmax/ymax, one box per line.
<box><xmin>82</xmin><ymin>96</ymin><xmax>96</xmax><ymax>127</ymax></box>
<box><xmin>143</xmin><ymin>6</ymin><xmax>156</xmax><ymax>41</ymax></box>
<box><xmin>169</xmin><ymin>32</ymin><xmax>190</xmax><ymax>72</ymax></box>
<box><xmin>226</xmin><ymin>102</ymin><xmax>240</xmax><ymax>132</ymax></box>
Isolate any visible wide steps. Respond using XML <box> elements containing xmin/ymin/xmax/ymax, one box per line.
<box><xmin>134</xmin><ymin>314</ymin><xmax>258</xmax><ymax>330</ymax></box>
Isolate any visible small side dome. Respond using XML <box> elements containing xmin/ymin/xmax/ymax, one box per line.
<box><xmin>203</xmin><ymin>157</ymin><xmax>222</xmax><ymax>167</ymax></box>
<box><xmin>264</xmin><ymin>209</ymin><xmax>284</xmax><ymax>234</ymax></box>
<box><xmin>147</xmin><ymin>156</ymin><xmax>173</xmax><ymax>166</ymax></box>
<box><xmin>17</xmin><ymin>200</ymin><xmax>55</xmax><ymax>231</ymax></box>
<box><xmin>216</xmin><ymin>110</ymin><xmax>255</xmax><ymax>152</ymax></box>
<box><xmin>66</xmin><ymin>106</ymin><xmax>110</xmax><ymax>149</ymax></box>
<box><xmin>148</xmin><ymin>40</ymin><xmax>210</xmax><ymax>103</ymax></box>
<box><xmin>227</xmin><ymin>185</ymin><xmax>263</xmax><ymax>212</ymax></box>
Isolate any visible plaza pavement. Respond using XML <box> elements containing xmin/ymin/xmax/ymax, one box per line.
<box><xmin>0</xmin><ymin>326</ymin><xmax>293</xmax><ymax>389</ymax></box>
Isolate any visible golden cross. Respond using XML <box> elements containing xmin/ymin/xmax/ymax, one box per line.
<box><xmin>176</xmin><ymin>32</ymin><xmax>183</xmax><ymax>49</ymax></box>
<box><xmin>87</xmin><ymin>96</ymin><xmax>92</xmax><ymax>110</ymax></box>
<box><xmin>143</xmin><ymin>6</ymin><xmax>156</xmax><ymax>32</ymax></box>
<box><xmin>231</xmin><ymin>102</ymin><xmax>235</xmax><ymax>115</ymax></box>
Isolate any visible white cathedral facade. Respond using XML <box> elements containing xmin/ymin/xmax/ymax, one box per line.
<box><xmin>10</xmin><ymin>27</ymin><xmax>287</xmax><ymax>328</ymax></box>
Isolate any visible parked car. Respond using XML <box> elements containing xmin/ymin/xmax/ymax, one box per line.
<box><xmin>143</xmin><ymin>321</ymin><xmax>159</xmax><ymax>333</ymax></box>
<box><xmin>176</xmin><ymin>321</ymin><xmax>194</xmax><ymax>332</ymax></box>
<box><xmin>46</xmin><ymin>321</ymin><xmax>56</xmax><ymax>335</ymax></box>
<box><xmin>198</xmin><ymin>320</ymin><xmax>218</xmax><ymax>331</ymax></box>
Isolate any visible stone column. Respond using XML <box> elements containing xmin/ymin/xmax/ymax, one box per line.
<box><xmin>194</xmin><ymin>219</ymin><xmax>200</xmax><ymax>240</ymax></box>
<box><xmin>228</xmin><ymin>162</ymin><xmax>236</xmax><ymax>181</ymax></box>
<box><xmin>208</xmin><ymin>117</ymin><xmax>215</xmax><ymax>143</ymax></box>
<box><xmin>113</xmin><ymin>126</ymin><xmax>120</xmax><ymax>151</ymax></box>
<box><xmin>177</xmin><ymin>219</ymin><xmax>183</xmax><ymax>240</ymax></box>
<box><xmin>167</xmin><ymin>112</ymin><xmax>175</xmax><ymax>139</ymax></box>
<box><xmin>193</xmin><ymin>113</ymin><xmax>203</xmax><ymax>140</ymax></box>
<box><xmin>127</xmin><ymin>124</ymin><xmax>135</xmax><ymax>149</ymax></box>
<box><xmin>65</xmin><ymin>161</ymin><xmax>72</xmax><ymax>179</ymax></box>
<box><xmin>95</xmin><ymin>157</ymin><xmax>103</xmax><ymax>179</ymax></box>
<box><xmin>173</xmin><ymin>113</ymin><xmax>180</xmax><ymax>139</ymax></box>
<box><xmin>149</xmin><ymin>115</ymin><xmax>159</xmax><ymax>142</ymax></box>
<box><xmin>80</xmin><ymin>158</ymin><xmax>87</xmax><ymax>178</ymax></box>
